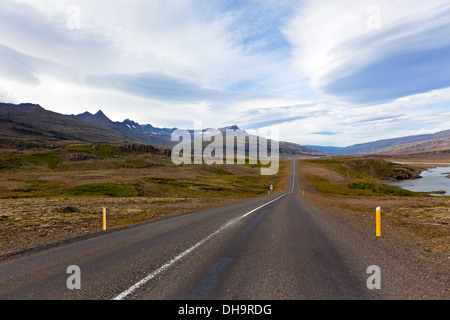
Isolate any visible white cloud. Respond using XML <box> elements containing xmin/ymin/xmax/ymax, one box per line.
<box><xmin>6</xmin><ymin>0</ymin><xmax>295</xmax><ymax>89</ymax></box>
<box><xmin>0</xmin><ymin>1</ymin><xmax>303</xmax><ymax>115</ymax></box>
<box><xmin>284</xmin><ymin>0</ymin><xmax>450</xmax><ymax>104</ymax></box>
<box><xmin>248</xmin><ymin>87</ymin><xmax>450</xmax><ymax>146</ymax></box>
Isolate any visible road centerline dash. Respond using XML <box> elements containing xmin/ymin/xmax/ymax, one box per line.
<box><xmin>113</xmin><ymin>193</ymin><xmax>286</xmax><ymax>300</ymax></box>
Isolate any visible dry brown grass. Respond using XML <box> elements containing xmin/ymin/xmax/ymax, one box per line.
<box><xmin>0</xmin><ymin>196</ymin><xmax>248</xmax><ymax>256</ymax></box>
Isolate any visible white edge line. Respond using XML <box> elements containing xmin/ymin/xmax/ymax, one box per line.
<box><xmin>113</xmin><ymin>193</ymin><xmax>286</xmax><ymax>300</ymax></box>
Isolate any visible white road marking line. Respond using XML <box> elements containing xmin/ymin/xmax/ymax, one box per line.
<box><xmin>290</xmin><ymin>160</ymin><xmax>296</xmax><ymax>193</ymax></box>
<box><xmin>113</xmin><ymin>194</ymin><xmax>286</xmax><ymax>300</ymax></box>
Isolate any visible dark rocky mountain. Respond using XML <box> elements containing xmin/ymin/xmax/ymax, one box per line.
<box><xmin>72</xmin><ymin>110</ymin><xmax>178</xmax><ymax>146</ymax></box>
<box><xmin>2</xmin><ymin>102</ymin><xmax>447</xmax><ymax>157</ymax></box>
<box><xmin>0</xmin><ymin>102</ymin><xmax>324</xmax><ymax>157</ymax></box>
<box><xmin>74</xmin><ymin>110</ymin><xmax>114</xmax><ymax>127</ymax></box>
<box><xmin>0</xmin><ymin>103</ymin><xmax>133</xmax><ymax>144</ymax></box>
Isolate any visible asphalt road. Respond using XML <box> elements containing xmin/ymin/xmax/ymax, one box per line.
<box><xmin>0</xmin><ymin>160</ymin><xmax>448</xmax><ymax>300</ymax></box>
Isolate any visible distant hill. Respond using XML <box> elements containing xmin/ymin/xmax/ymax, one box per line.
<box><xmin>180</xmin><ymin>126</ymin><xmax>325</xmax><ymax>158</ymax></box>
<box><xmin>0</xmin><ymin>102</ymin><xmax>323</xmax><ymax>158</ymax></box>
<box><xmin>278</xmin><ymin>141</ymin><xmax>325</xmax><ymax>158</ymax></box>
<box><xmin>371</xmin><ymin>136</ymin><xmax>450</xmax><ymax>155</ymax></box>
<box><xmin>333</xmin><ymin>130</ymin><xmax>450</xmax><ymax>155</ymax></box>
<box><xmin>304</xmin><ymin>145</ymin><xmax>344</xmax><ymax>154</ymax></box>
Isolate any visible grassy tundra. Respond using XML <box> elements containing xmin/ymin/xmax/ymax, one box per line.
<box><xmin>0</xmin><ymin>143</ymin><xmax>289</xmax><ymax>256</ymax></box>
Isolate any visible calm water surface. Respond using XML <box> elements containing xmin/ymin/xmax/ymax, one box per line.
<box><xmin>386</xmin><ymin>163</ymin><xmax>450</xmax><ymax>196</ymax></box>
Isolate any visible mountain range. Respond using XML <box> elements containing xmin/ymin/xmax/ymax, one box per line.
<box><xmin>317</xmin><ymin>130</ymin><xmax>450</xmax><ymax>156</ymax></box>
<box><xmin>0</xmin><ymin>102</ymin><xmax>448</xmax><ymax>157</ymax></box>
<box><xmin>0</xmin><ymin>103</ymin><xmax>324</xmax><ymax>158</ymax></box>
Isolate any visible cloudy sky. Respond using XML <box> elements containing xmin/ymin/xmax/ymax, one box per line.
<box><xmin>0</xmin><ymin>0</ymin><xmax>449</xmax><ymax>146</ymax></box>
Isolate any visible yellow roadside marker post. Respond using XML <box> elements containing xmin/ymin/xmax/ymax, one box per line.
<box><xmin>376</xmin><ymin>206</ymin><xmax>381</xmax><ymax>237</ymax></box>
<box><xmin>103</xmin><ymin>207</ymin><xmax>107</xmax><ymax>231</ymax></box>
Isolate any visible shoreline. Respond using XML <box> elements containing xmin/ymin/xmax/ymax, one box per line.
<box><xmin>385</xmin><ymin>163</ymin><xmax>450</xmax><ymax>196</ymax></box>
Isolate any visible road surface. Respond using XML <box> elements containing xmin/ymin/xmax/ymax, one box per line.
<box><xmin>0</xmin><ymin>160</ymin><xmax>448</xmax><ymax>300</ymax></box>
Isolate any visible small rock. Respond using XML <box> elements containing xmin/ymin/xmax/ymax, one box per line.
<box><xmin>55</xmin><ymin>205</ymin><xmax>79</xmax><ymax>213</ymax></box>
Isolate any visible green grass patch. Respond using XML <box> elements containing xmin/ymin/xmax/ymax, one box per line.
<box><xmin>67</xmin><ymin>145</ymin><xmax>118</xmax><ymax>158</ymax></box>
<box><xmin>303</xmin><ymin>158</ymin><xmax>351</xmax><ymax>177</ymax></box>
<box><xmin>0</xmin><ymin>155</ymin><xmax>24</xmax><ymax>170</ymax></box>
<box><xmin>348</xmin><ymin>181</ymin><xmax>416</xmax><ymax>196</ymax></box>
<box><xmin>120</xmin><ymin>160</ymin><xmax>152</xmax><ymax>169</ymax></box>
<box><xmin>139</xmin><ymin>169</ymin><xmax>279</xmax><ymax>198</ymax></box>
<box><xmin>11</xmin><ymin>179</ymin><xmax>61</xmax><ymax>194</ymax></box>
<box><xmin>142</xmin><ymin>177</ymin><xmax>196</xmax><ymax>188</ymax></box>
<box><xmin>0</xmin><ymin>143</ymin><xmax>288</xmax><ymax>200</ymax></box>
<box><xmin>302</xmin><ymin>157</ymin><xmax>426</xmax><ymax>197</ymax></box>
<box><xmin>205</xmin><ymin>166</ymin><xmax>234</xmax><ymax>175</ymax></box>
<box><xmin>304</xmin><ymin>157</ymin><xmax>421</xmax><ymax>181</ymax></box>
<box><xmin>57</xmin><ymin>182</ymin><xmax>138</xmax><ymax>198</ymax></box>
<box><xmin>139</xmin><ymin>177</ymin><xmax>229</xmax><ymax>197</ymax></box>
<box><xmin>0</xmin><ymin>151</ymin><xmax>59</xmax><ymax>170</ymax></box>
<box><xmin>304</xmin><ymin>172</ymin><xmax>419</xmax><ymax>197</ymax></box>
<box><xmin>21</xmin><ymin>151</ymin><xmax>59</xmax><ymax>170</ymax></box>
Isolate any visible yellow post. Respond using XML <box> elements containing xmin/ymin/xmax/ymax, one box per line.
<box><xmin>376</xmin><ymin>206</ymin><xmax>381</xmax><ymax>237</ymax></box>
<box><xmin>103</xmin><ymin>207</ymin><xmax>107</xmax><ymax>231</ymax></box>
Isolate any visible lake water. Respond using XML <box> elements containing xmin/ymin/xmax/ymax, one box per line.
<box><xmin>386</xmin><ymin>163</ymin><xmax>450</xmax><ymax>196</ymax></box>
